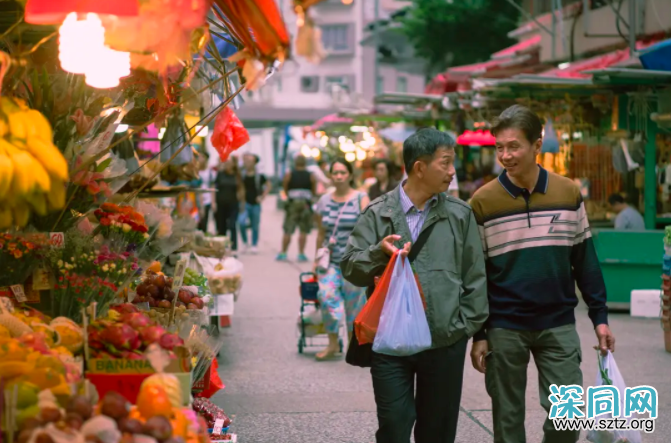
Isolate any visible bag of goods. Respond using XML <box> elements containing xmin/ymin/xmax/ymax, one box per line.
<box><xmin>206</xmin><ymin>258</ymin><xmax>243</xmax><ymax>295</ymax></box>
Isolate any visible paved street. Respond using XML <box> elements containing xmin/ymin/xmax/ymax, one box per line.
<box><xmin>213</xmin><ymin>197</ymin><xmax>671</xmax><ymax>443</ymax></box>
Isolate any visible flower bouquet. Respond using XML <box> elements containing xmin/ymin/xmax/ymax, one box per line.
<box><xmin>0</xmin><ymin>233</ymin><xmax>46</xmax><ymax>287</ymax></box>
<box><xmin>94</xmin><ymin>203</ymin><xmax>150</xmax><ymax>246</ymax></box>
<box><xmin>46</xmin><ymin>229</ymin><xmax>142</xmax><ymax>321</ymax></box>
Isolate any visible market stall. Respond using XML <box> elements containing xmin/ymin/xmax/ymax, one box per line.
<box><xmin>0</xmin><ymin>0</ymin><xmax>289</xmax><ymax>441</ymax></box>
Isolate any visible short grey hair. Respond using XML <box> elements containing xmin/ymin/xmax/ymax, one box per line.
<box><xmin>403</xmin><ymin>128</ymin><xmax>455</xmax><ymax>174</ymax></box>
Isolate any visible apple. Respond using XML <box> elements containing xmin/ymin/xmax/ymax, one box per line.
<box><xmin>154</xmin><ymin>275</ymin><xmax>166</xmax><ymax>289</ymax></box>
<box><xmin>158</xmin><ymin>300</ymin><xmax>172</xmax><ymax>309</ymax></box>
<box><xmin>178</xmin><ymin>290</ymin><xmax>192</xmax><ymax>304</ymax></box>
<box><xmin>164</xmin><ymin>289</ymin><xmax>175</xmax><ymax>301</ymax></box>
<box><xmin>191</xmin><ymin>297</ymin><xmax>204</xmax><ymax>309</ymax></box>
<box><xmin>187</xmin><ymin>303</ymin><xmax>198</xmax><ymax>310</ymax></box>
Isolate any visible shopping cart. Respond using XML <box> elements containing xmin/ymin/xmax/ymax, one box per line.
<box><xmin>297</xmin><ymin>272</ymin><xmax>343</xmax><ymax>354</ymax></box>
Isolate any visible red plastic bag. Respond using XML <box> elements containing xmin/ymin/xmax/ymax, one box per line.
<box><xmin>195</xmin><ymin>359</ymin><xmax>225</xmax><ymax>399</ymax></box>
<box><xmin>211</xmin><ymin>106</ymin><xmax>249</xmax><ymax>161</ymax></box>
<box><xmin>354</xmin><ymin>251</ymin><xmax>399</xmax><ymax>345</ymax></box>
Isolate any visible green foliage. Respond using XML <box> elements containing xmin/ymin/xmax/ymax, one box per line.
<box><xmin>397</xmin><ymin>0</ymin><xmax>522</xmax><ymax>77</ymax></box>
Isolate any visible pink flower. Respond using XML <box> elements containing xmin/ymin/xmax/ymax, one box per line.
<box><xmin>70</xmin><ymin>108</ymin><xmax>94</xmax><ymax>136</ymax></box>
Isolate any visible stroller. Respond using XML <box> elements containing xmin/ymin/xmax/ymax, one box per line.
<box><xmin>297</xmin><ymin>272</ymin><xmax>343</xmax><ymax>354</ymax></box>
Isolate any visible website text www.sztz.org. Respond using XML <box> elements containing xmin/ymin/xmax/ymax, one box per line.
<box><xmin>553</xmin><ymin>417</ymin><xmax>655</xmax><ymax>433</ymax></box>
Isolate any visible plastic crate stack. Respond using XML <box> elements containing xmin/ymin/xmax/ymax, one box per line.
<box><xmin>662</xmin><ymin>227</ymin><xmax>671</xmax><ymax>352</ymax></box>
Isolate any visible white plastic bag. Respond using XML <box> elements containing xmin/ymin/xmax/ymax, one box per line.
<box><xmin>586</xmin><ymin>351</ymin><xmax>642</xmax><ymax>443</ymax></box>
<box><xmin>372</xmin><ymin>254</ymin><xmax>432</xmax><ymax>356</ymax></box>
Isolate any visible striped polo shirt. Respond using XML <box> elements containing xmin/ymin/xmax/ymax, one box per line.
<box><xmin>470</xmin><ymin>166</ymin><xmax>608</xmax><ymax>339</ymax></box>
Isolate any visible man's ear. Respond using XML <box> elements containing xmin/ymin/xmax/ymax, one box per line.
<box><xmin>533</xmin><ymin>138</ymin><xmax>542</xmax><ymax>155</ymax></box>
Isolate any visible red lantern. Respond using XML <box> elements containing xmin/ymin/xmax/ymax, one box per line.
<box><xmin>25</xmin><ymin>0</ymin><xmax>140</xmax><ymax>25</ymax></box>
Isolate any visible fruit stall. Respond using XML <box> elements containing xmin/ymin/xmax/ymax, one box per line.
<box><xmin>0</xmin><ymin>0</ymin><xmax>290</xmax><ymax>442</ymax></box>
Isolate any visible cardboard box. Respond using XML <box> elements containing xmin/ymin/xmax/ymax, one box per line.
<box><xmin>86</xmin><ymin>347</ymin><xmax>193</xmax><ymax>404</ymax></box>
<box><xmin>630</xmin><ymin>290</ymin><xmax>662</xmax><ymax>318</ymax></box>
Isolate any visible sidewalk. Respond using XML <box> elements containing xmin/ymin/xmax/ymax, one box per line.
<box><xmin>213</xmin><ymin>196</ymin><xmax>671</xmax><ymax>443</ymax></box>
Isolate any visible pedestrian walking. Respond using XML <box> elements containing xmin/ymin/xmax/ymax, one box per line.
<box><xmin>240</xmin><ymin>153</ymin><xmax>271</xmax><ymax>254</ymax></box>
<box><xmin>278</xmin><ymin>155</ymin><xmax>316</xmax><ymax>262</ymax></box>
<box><xmin>340</xmin><ymin>128</ymin><xmax>488</xmax><ymax>443</ymax></box>
<box><xmin>198</xmin><ymin>152</ymin><xmax>215</xmax><ymax>233</ymax></box>
<box><xmin>313</xmin><ymin>158</ymin><xmax>370</xmax><ymax>360</ymax></box>
<box><xmin>215</xmin><ymin>156</ymin><xmax>244</xmax><ymax>252</ymax></box>
<box><xmin>469</xmin><ymin>105</ymin><xmax>616</xmax><ymax>443</ymax></box>
<box><xmin>367</xmin><ymin>159</ymin><xmax>397</xmax><ymax>201</ymax></box>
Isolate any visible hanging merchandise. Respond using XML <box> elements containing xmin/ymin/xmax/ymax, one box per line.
<box><xmin>541</xmin><ymin>119</ymin><xmax>560</xmax><ymax>154</ymax></box>
<box><xmin>211</xmin><ymin>106</ymin><xmax>249</xmax><ymax>162</ymax></box>
<box><xmin>293</xmin><ymin>4</ymin><xmax>326</xmax><ymax>64</ymax></box>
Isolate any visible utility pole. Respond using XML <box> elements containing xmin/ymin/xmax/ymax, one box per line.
<box><xmin>373</xmin><ymin>0</ymin><xmax>380</xmax><ymax>96</ymax></box>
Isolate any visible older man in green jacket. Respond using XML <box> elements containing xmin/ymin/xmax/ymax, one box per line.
<box><xmin>341</xmin><ymin>128</ymin><xmax>488</xmax><ymax>443</ymax></box>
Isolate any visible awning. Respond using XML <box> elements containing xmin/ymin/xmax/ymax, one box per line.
<box><xmin>541</xmin><ymin>38</ymin><xmax>664</xmax><ymax>79</ymax></box>
<box><xmin>456</xmin><ymin>130</ymin><xmax>496</xmax><ymax>146</ymax></box>
<box><xmin>492</xmin><ymin>35</ymin><xmax>541</xmax><ymax>60</ymax></box>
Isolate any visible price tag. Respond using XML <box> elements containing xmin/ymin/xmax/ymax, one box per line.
<box><xmin>49</xmin><ymin>232</ymin><xmax>65</xmax><ymax>248</ymax></box>
<box><xmin>213</xmin><ymin>419</ymin><xmax>225</xmax><ymax>435</ymax></box>
<box><xmin>10</xmin><ymin>285</ymin><xmax>27</xmax><ymax>303</ymax></box>
<box><xmin>169</xmin><ymin>259</ymin><xmax>188</xmax><ymax>325</ymax></box>
<box><xmin>171</xmin><ymin>259</ymin><xmax>188</xmax><ymax>291</ymax></box>
<box><xmin>32</xmin><ymin>266</ymin><xmax>52</xmax><ymax>290</ymax></box>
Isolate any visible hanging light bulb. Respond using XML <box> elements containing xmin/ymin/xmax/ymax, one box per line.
<box><xmin>86</xmin><ymin>45</ymin><xmax>131</xmax><ymax>89</ymax></box>
<box><xmin>311</xmin><ymin>148</ymin><xmax>321</xmax><ymax>158</ymax></box>
<box><xmin>58</xmin><ymin>12</ymin><xmax>131</xmax><ymax>89</ymax></box>
<box><xmin>59</xmin><ymin>13</ymin><xmax>105</xmax><ymax>74</ymax></box>
<box><xmin>345</xmin><ymin>152</ymin><xmax>356</xmax><ymax>162</ymax></box>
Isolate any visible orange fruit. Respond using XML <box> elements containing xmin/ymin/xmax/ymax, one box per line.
<box><xmin>147</xmin><ymin>261</ymin><xmax>162</xmax><ymax>273</ymax></box>
<box><xmin>137</xmin><ymin>385</ymin><xmax>173</xmax><ymax>419</ymax></box>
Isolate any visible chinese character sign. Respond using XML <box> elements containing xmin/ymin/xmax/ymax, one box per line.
<box><xmin>548</xmin><ymin>384</ymin><xmax>585</xmax><ymax>419</ymax></box>
<box><xmin>549</xmin><ymin>385</ymin><xmax>658</xmax><ymax>420</ymax></box>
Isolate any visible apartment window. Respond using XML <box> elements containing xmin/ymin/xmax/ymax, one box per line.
<box><xmin>396</xmin><ymin>77</ymin><xmax>407</xmax><ymax>93</ymax></box>
<box><xmin>321</xmin><ymin>24</ymin><xmax>352</xmax><ymax>53</ymax></box>
<box><xmin>300</xmin><ymin>76</ymin><xmax>320</xmax><ymax>93</ymax></box>
<box><xmin>325</xmin><ymin>76</ymin><xmax>351</xmax><ymax>92</ymax></box>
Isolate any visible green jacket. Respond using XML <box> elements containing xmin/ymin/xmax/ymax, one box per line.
<box><xmin>341</xmin><ymin>186</ymin><xmax>488</xmax><ymax>348</ymax></box>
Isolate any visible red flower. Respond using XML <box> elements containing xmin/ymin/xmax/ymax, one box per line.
<box><xmin>100</xmin><ymin>217</ymin><xmax>111</xmax><ymax>227</ymax></box>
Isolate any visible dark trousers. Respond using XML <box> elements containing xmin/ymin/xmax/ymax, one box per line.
<box><xmin>198</xmin><ymin>204</ymin><xmax>211</xmax><ymax>232</ymax></box>
<box><xmin>216</xmin><ymin>202</ymin><xmax>239</xmax><ymax>251</ymax></box>
<box><xmin>485</xmin><ymin>324</ymin><xmax>582</xmax><ymax>443</ymax></box>
<box><xmin>371</xmin><ymin>338</ymin><xmax>468</xmax><ymax>443</ymax></box>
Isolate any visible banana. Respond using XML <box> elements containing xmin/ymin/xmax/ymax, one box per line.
<box><xmin>25</xmin><ymin>191</ymin><xmax>47</xmax><ymax>216</ymax></box>
<box><xmin>7</xmin><ymin>111</ymin><xmax>28</xmax><ymax>140</ymax></box>
<box><xmin>0</xmin><ymin>145</ymin><xmax>13</xmax><ymax>199</ymax></box>
<box><xmin>25</xmin><ymin>137</ymin><xmax>69</xmax><ymax>181</ymax></box>
<box><xmin>3</xmin><ymin>141</ymin><xmax>36</xmax><ymax>196</ymax></box>
<box><xmin>0</xmin><ymin>208</ymin><xmax>11</xmax><ymax>229</ymax></box>
<box><xmin>28</xmin><ymin>155</ymin><xmax>51</xmax><ymax>193</ymax></box>
<box><xmin>0</xmin><ymin>118</ymin><xmax>8</xmax><ymax>138</ymax></box>
<box><xmin>12</xmin><ymin>202</ymin><xmax>29</xmax><ymax>228</ymax></box>
<box><xmin>25</xmin><ymin>110</ymin><xmax>53</xmax><ymax>143</ymax></box>
<box><xmin>46</xmin><ymin>176</ymin><xmax>66</xmax><ymax>210</ymax></box>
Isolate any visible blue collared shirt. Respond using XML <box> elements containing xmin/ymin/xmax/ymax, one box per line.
<box><xmin>399</xmin><ymin>181</ymin><xmax>438</xmax><ymax>241</ymax></box>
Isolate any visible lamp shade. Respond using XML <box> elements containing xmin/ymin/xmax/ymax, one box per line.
<box><xmin>25</xmin><ymin>0</ymin><xmax>140</xmax><ymax>25</ymax></box>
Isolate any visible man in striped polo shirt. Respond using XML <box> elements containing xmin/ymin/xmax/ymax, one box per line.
<box><xmin>469</xmin><ymin>105</ymin><xmax>616</xmax><ymax>443</ymax></box>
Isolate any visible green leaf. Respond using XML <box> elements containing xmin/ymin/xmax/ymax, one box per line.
<box><xmin>96</xmin><ymin>158</ymin><xmax>113</xmax><ymax>172</ymax></box>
